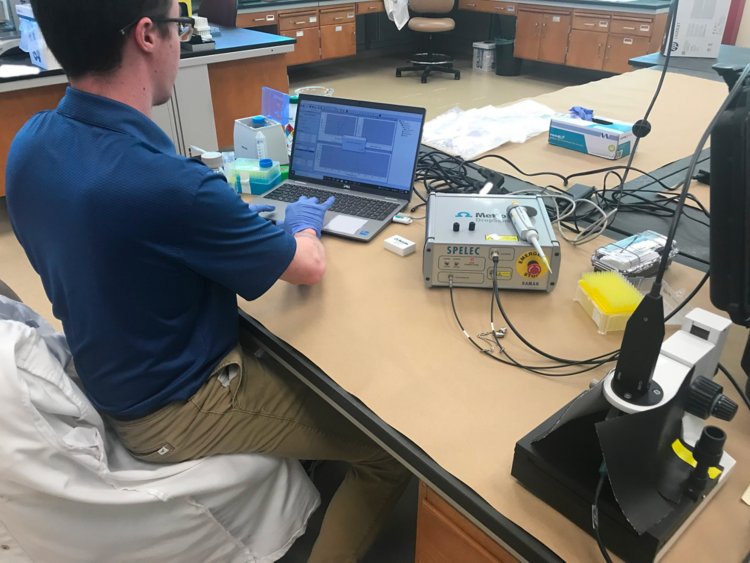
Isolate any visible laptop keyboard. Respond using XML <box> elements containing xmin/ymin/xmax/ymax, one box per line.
<box><xmin>265</xmin><ymin>183</ymin><xmax>401</xmax><ymax>221</ymax></box>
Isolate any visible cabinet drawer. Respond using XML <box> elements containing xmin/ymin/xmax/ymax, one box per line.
<box><xmin>486</xmin><ymin>1</ymin><xmax>515</xmax><ymax>14</ymax></box>
<box><xmin>458</xmin><ymin>0</ymin><xmax>482</xmax><ymax>9</ymax></box>
<box><xmin>278</xmin><ymin>10</ymin><xmax>319</xmax><ymax>31</ymax></box>
<box><xmin>319</xmin><ymin>7</ymin><xmax>356</xmax><ymax>26</ymax></box>
<box><xmin>572</xmin><ymin>13</ymin><xmax>609</xmax><ymax>31</ymax></box>
<box><xmin>236</xmin><ymin>11</ymin><xmax>277</xmax><ymax>28</ymax></box>
<box><xmin>610</xmin><ymin>17</ymin><xmax>653</xmax><ymax>37</ymax></box>
<box><xmin>356</xmin><ymin>1</ymin><xmax>384</xmax><ymax>14</ymax></box>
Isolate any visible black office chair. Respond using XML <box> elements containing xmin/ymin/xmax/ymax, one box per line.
<box><xmin>197</xmin><ymin>0</ymin><xmax>238</xmax><ymax>27</ymax></box>
<box><xmin>396</xmin><ymin>0</ymin><xmax>460</xmax><ymax>84</ymax></box>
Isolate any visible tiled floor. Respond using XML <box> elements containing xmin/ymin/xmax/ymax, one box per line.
<box><xmin>288</xmin><ymin>51</ymin><xmax>608</xmax><ymax>121</ymax></box>
<box><xmin>1</xmin><ymin>50</ymin><xmax>605</xmax><ymax>561</ymax></box>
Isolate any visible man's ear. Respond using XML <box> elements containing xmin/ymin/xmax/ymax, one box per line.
<box><xmin>131</xmin><ymin>17</ymin><xmax>160</xmax><ymax>54</ymax></box>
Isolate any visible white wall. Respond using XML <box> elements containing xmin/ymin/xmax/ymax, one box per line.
<box><xmin>737</xmin><ymin>3</ymin><xmax>750</xmax><ymax>46</ymax></box>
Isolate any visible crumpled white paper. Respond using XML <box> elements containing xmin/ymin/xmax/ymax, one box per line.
<box><xmin>422</xmin><ymin>100</ymin><xmax>557</xmax><ymax>159</ymax></box>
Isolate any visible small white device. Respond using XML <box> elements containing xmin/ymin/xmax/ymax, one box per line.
<box><xmin>392</xmin><ymin>213</ymin><xmax>413</xmax><ymax>225</ymax></box>
<box><xmin>384</xmin><ymin>235</ymin><xmax>416</xmax><ymax>256</ymax></box>
<box><xmin>234</xmin><ymin>116</ymin><xmax>288</xmax><ymax>165</ymax></box>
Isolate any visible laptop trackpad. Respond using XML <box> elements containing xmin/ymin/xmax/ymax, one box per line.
<box><xmin>325</xmin><ymin>215</ymin><xmax>368</xmax><ymax>235</ymax></box>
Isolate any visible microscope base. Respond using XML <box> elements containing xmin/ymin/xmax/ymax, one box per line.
<box><xmin>511</xmin><ymin>406</ymin><xmax>730</xmax><ymax>562</ymax></box>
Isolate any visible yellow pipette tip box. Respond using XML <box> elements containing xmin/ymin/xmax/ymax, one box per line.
<box><xmin>574</xmin><ymin>271</ymin><xmax>643</xmax><ymax>334</ymax></box>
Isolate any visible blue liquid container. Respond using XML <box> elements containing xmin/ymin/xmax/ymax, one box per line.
<box><xmin>250</xmin><ymin>158</ymin><xmax>281</xmax><ymax>194</ymax></box>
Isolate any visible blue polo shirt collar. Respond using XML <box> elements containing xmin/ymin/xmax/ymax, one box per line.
<box><xmin>57</xmin><ymin>86</ymin><xmax>176</xmax><ymax>154</ymax></box>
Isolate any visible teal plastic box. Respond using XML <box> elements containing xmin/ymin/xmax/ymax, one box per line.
<box><xmin>226</xmin><ymin>158</ymin><xmax>281</xmax><ymax>195</ymax></box>
<box><xmin>548</xmin><ymin>115</ymin><xmax>635</xmax><ymax>160</ymax></box>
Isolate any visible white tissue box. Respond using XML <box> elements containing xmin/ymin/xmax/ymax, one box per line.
<box><xmin>548</xmin><ymin>115</ymin><xmax>635</xmax><ymax>160</ymax></box>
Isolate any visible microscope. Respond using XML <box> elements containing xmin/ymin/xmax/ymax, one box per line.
<box><xmin>511</xmin><ymin>308</ymin><xmax>738</xmax><ymax>562</ymax></box>
<box><xmin>512</xmin><ymin>64</ymin><xmax>750</xmax><ymax>562</ymax></box>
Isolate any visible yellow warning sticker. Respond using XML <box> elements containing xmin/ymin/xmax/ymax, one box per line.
<box><xmin>486</xmin><ymin>234</ymin><xmax>518</xmax><ymax>241</ymax></box>
<box><xmin>671</xmin><ymin>439</ymin><xmax>722</xmax><ymax>480</ymax></box>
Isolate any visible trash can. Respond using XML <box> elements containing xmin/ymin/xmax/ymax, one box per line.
<box><xmin>495</xmin><ymin>38</ymin><xmax>522</xmax><ymax>76</ymax></box>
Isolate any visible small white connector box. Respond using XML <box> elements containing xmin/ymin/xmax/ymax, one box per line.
<box><xmin>384</xmin><ymin>235</ymin><xmax>416</xmax><ymax>257</ymax></box>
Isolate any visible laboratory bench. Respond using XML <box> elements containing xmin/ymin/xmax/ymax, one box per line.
<box><xmin>0</xmin><ymin>26</ymin><xmax>294</xmax><ymax>197</ymax></box>
<box><xmin>239</xmin><ymin>68</ymin><xmax>749</xmax><ymax>562</ymax></box>
<box><xmin>630</xmin><ymin>44</ymin><xmax>750</xmax><ymax>80</ymax></box>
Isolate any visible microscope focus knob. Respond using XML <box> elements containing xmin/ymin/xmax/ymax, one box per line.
<box><xmin>686</xmin><ymin>376</ymin><xmax>738</xmax><ymax>421</ymax></box>
<box><xmin>713</xmin><ymin>394</ymin><xmax>739</xmax><ymax>421</ymax></box>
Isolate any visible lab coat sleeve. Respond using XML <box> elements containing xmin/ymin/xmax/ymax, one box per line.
<box><xmin>384</xmin><ymin>0</ymin><xmax>410</xmax><ymax>30</ymax></box>
<box><xmin>0</xmin><ymin>297</ymin><xmax>320</xmax><ymax>563</ymax></box>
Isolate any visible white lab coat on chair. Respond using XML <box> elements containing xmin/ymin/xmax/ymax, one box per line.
<box><xmin>384</xmin><ymin>0</ymin><xmax>410</xmax><ymax>30</ymax></box>
<box><xmin>0</xmin><ymin>297</ymin><xmax>320</xmax><ymax>562</ymax></box>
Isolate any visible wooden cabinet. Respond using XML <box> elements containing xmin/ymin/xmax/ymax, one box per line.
<box><xmin>458</xmin><ymin>0</ymin><xmax>484</xmax><ymax>10</ymax></box>
<box><xmin>356</xmin><ymin>0</ymin><xmax>384</xmax><ymax>14</ymax></box>
<box><xmin>280</xmin><ymin>27</ymin><xmax>321</xmax><ymax>66</ymax></box>
<box><xmin>458</xmin><ymin>0</ymin><xmax>515</xmax><ymax>14</ymax></box>
<box><xmin>0</xmin><ymin>83</ymin><xmax>68</xmax><ymax>197</ymax></box>
<box><xmin>515</xmin><ymin>9</ymin><xmax>570</xmax><ymax>64</ymax></box>
<box><xmin>235</xmin><ymin>10</ymin><xmax>277</xmax><ymax>28</ymax></box>
<box><xmin>603</xmin><ymin>33</ymin><xmax>651</xmax><ymax>73</ymax></box>
<box><xmin>277</xmin><ymin>5</ymin><xmax>355</xmax><ymax>66</ymax></box>
<box><xmin>566</xmin><ymin>12</ymin><xmax>609</xmax><ymax>70</ymax></box>
<box><xmin>279</xmin><ymin>9</ymin><xmax>320</xmax><ymax>66</ymax></box>
<box><xmin>601</xmin><ymin>13</ymin><xmax>667</xmax><ymax>72</ymax></box>
<box><xmin>484</xmin><ymin>1</ymin><xmax>516</xmax><ymax>15</ymax></box>
<box><xmin>567</xmin><ymin>29</ymin><xmax>607</xmax><ymax>70</ymax></box>
<box><xmin>416</xmin><ymin>482</ymin><xmax>518</xmax><ymax>563</ymax></box>
<box><xmin>320</xmin><ymin>23</ymin><xmax>356</xmax><ymax>59</ymax></box>
<box><xmin>320</xmin><ymin>5</ymin><xmax>356</xmax><ymax>60</ymax></box>
<box><xmin>278</xmin><ymin>9</ymin><xmax>319</xmax><ymax>32</ymax></box>
<box><xmin>459</xmin><ymin>2</ymin><xmax>667</xmax><ymax>74</ymax></box>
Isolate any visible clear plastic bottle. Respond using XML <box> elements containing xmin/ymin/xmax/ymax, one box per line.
<box><xmin>251</xmin><ymin>115</ymin><xmax>268</xmax><ymax>159</ymax></box>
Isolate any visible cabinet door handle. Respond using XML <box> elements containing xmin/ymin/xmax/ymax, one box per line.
<box><xmin>597</xmin><ymin>43</ymin><xmax>602</xmax><ymax>58</ymax></box>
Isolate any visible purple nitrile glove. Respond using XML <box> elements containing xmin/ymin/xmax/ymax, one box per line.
<box><xmin>281</xmin><ymin>195</ymin><xmax>335</xmax><ymax>237</ymax></box>
<box><xmin>248</xmin><ymin>203</ymin><xmax>276</xmax><ymax>215</ymax></box>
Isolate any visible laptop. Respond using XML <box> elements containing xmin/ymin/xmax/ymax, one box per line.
<box><xmin>253</xmin><ymin>94</ymin><xmax>426</xmax><ymax>242</ymax></box>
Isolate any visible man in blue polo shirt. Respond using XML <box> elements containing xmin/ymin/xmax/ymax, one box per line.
<box><xmin>6</xmin><ymin>0</ymin><xmax>410</xmax><ymax>561</ymax></box>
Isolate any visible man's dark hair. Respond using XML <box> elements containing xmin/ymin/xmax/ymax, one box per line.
<box><xmin>29</xmin><ymin>0</ymin><xmax>172</xmax><ymax>79</ymax></box>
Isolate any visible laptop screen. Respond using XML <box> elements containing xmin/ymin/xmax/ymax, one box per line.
<box><xmin>290</xmin><ymin>95</ymin><xmax>425</xmax><ymax>195</ymax></box>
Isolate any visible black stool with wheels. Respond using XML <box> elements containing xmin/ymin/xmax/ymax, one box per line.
<box><xmin>395</xmin><ymin>0</ymin><xmax>460</xmax><ymax>84</ymax></box>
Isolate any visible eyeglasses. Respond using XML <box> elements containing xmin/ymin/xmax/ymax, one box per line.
<box><xmin>119</xmin><ymin>16</ymin><xmax>195</xmax><ymax>42</ymax></box>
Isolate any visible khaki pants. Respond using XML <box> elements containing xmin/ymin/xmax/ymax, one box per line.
<box><xmin>110</xmin><ymin>342</ymin><xmax>410</xmax><ymax>562</ymax></box>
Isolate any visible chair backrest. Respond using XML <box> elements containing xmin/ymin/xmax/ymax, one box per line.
<box><xmin>197</xmin><ymin>0</ymin><xmax>238</xmax><ymax>27</ymax></box>
<box><xmin>409</xmin><ymin>0</ymin><xmax>454</xmax><ymax>16</ymax></box>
